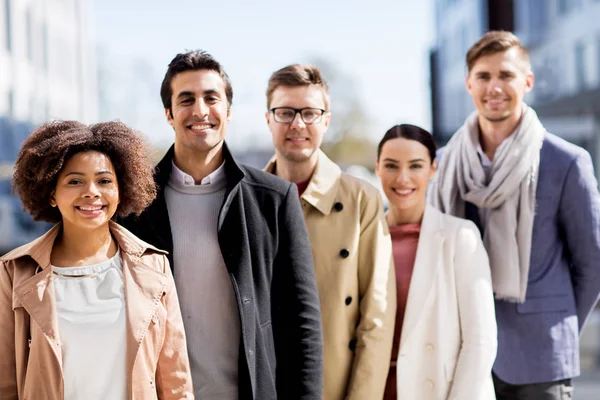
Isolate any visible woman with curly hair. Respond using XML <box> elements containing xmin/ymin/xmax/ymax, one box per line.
<box><xmin>0</xmin><ymin>120</ymin><xmax>194</xmax><ymax>399</ymax></box>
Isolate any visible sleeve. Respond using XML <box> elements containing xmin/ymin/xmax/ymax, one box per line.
<box><xmin>345</xmin><ymin>191</ymin><xmax>396</xmax><ymax>400</ymax></box>
<box><xmin>558</xmin><ymin>151</ymin><xmax>600</xmax><ymax>332</ymax></box>
<box><xmin>0</xmin><ymin>261</ymin><xmax>18</xmax><ymax>399</ymax></box>
<box><xmin>273</xmin><ymin>183</ymin><xmax>323</xmax><ymax>400</ymax></box>
<box><xmin>155</xmin><ymin>255</ymin><xmax>194</xmax><ymax>399</ymax></box>
<box><xmin>447</xmin><ymin>222</ymin><xmax>497</xmax><ymax>400</ymax></box>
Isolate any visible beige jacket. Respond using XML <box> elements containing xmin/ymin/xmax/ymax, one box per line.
<box><xmin>396</xmin><ymin>206</ymin><xmax>497</xmax><ymax>399</ymax></box>
<box><xmin>266</xmin><ymin>150</ymin><xmax>396</xmax><ymax>400</ymax></box>
<box><xmin>0</xmin><ymin>221</ymin><xmax>194</xmax><ymax>400</ymax></box>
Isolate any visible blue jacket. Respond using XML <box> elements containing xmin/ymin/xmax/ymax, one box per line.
<box><xmin>438</xmin><ymin>132</ymin><xmax>600</xmax><ymax>384</ymax></box>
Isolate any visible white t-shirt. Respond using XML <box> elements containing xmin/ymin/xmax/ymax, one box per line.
<box><xmin>51</xmin><ymin>250</ymin><xmax>127</xmax><ymax>400</ymax></box>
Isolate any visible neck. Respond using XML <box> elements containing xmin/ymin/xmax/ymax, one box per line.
<box><xmin>275</xmin><ymin>153</ymin><xmax>318</xmax><ymax>183</ymax></box>
<box><xmin>478</xmin><ymin>106</ymin><xmax>523</xmax><ymax>160</ymax></box>
<box><xmin>387</xmin><ymin>202</ymin><xmax>425</xmax><ymax>226</ymax></box>
<box><xmin>174</xmin><ymin>141</ymin><xmax>225</xmax><ymax>184</ymax></box>
<box><xmin>51</xmin><ymin>223</ymin><xmax>117</xmax><ymax>266</ymax></box>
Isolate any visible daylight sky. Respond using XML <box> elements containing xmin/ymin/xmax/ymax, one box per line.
<box><xmin>92</xmin><ymin>0</ymin><xmax>434</xmax><ymax>150</ymax></box>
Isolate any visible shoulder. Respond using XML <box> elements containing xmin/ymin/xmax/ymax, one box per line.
<box><xmin>339</xmin><ymin>172</ymin><xmax>382</xmax><ymax>200</ymax></box>
<box><xmin>435</xmin><ymin>209</ymin><xmax>481</xmax><ymax>249</ymax></box>
<box><xmin>239</xmin><ymin>164</ymin><xmax>294</xmax><ymax>197</ymax></box>
<box><xmin>541</xmin><ymin>132</ymin><xmax>589</xmax><ymax>165</ymax></box>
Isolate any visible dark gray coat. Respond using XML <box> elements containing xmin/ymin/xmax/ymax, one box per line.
<box><xmin>120</xmin><ymin>143</ymin><xmax>323</xmax><ymax>400</ymax></box>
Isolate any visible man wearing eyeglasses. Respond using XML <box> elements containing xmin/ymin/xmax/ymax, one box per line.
<box><xmin>264</xmin><ymin>64</ymin><xmax>396</xmax><ymax>400</ymax></box>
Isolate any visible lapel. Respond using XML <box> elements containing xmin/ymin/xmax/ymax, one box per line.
<box><xmin>7</xmin><ymin>225</ymin><xmax>62</xmax><ymax>358</ymax></box>
<box><xmin>145</xmin><ymin>146</ymin><xmax>175</xmax><ymax>254</ymax></box>
<box><xmin>399</xmin><ymin>205</ymin><xmax>445</xmax><ymax>351</ymax></box>
<box><xmin>109</xmin><ymin>223</ymin><xmax>169</xmax><ymax>375</ymax></box>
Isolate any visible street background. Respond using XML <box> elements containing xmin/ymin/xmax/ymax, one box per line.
<box><xmin>1</xmin><ymin>0</ymin><xmax>600</xmax><ymax>397</ymax></box>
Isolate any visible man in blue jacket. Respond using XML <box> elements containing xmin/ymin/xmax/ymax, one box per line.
<box><xmin>431</xmin><ymin>31</ymin><xmax>600</xmax><ymax>399</ymax></box>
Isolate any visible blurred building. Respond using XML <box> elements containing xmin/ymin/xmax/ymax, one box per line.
<box><xmin>430</xmin><ymin>0</ymin><xmax>600</xmax><ymax>176</ymax></box>
<box><xmin>0</xmin><ymin>0</ymin><xmax>98</xmax><ymax>253</ymax></box>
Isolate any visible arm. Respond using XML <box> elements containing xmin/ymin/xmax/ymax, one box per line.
<box><xmin>346</xmin><ymin>191</ymin><xmax>396</xmax><ymax>400</ymax></box>
<box><xmin>447</xmin><ymin>222</ymin><xmax>497</xmax><ymax>400</ymax></box>
<box><xmin>0</xmin><ymin>261</ymin><xmax>18</xmax><ymax>399</ymax></box>
<box><xmin>559</xmin><ymin>151</ymin><xmax>600</xmax><ymax>332</ymax></box>
<box><xmin>274</xmin><ymin>184</ymin><xmax>323</xmax><ymax>399</ymax></box>
<box><xmin>155</xmin><ymin>255</ymin><xmax>194</xmax><ymax>399</ymax></box>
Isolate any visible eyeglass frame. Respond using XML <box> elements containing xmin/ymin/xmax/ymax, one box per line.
<box><xmin>269</xmin><ymin>107</ymin><xmax>327</xmax><ymax>124</ymax></box>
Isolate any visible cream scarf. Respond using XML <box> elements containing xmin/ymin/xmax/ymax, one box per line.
<box><xmin>431</xmin><ymin>105</ymin><xmax>545</xmax><ymax>302</ymax></box>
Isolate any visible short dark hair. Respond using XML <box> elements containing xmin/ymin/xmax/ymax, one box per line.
<box><xmin>160</xmin><ymin>50</ymin><xmax>233</xmax><ymax>117</ymax></box>
<box><xmin>377</xmin><ymin>124</ymin><xmax>437</xmax><ymax>163</ymax></box>
<box><xmin>13</xmin><ymin>120</ymin><xmax>157</xmax><ymax>223</ymax></box>
<box><xmin>266</xmin><ymin>64</ymin><xmax>330</xmax><ymax>109</ymax></box>
<box><xmin>466</xmin><ymin>30</ymin><xmax>530</xmax><ymax>72</ymax></box>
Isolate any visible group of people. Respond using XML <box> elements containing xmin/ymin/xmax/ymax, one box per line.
<box><xmin>1</xmin><ymin>29</ymin><xmax>599</xmax><ymax>400</ymax></box>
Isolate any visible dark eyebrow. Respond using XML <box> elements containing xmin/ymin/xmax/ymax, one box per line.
<box><xmin>382</xmin><ymin>158</ymin><xmax>399</xmax><ymax>163</ymax></box>
<box><xmin>64</xmin><ymin>171</ymin><xmax>114</xmax><ymax>177</ymax></box>
<box><xmin>475</xmin><ymin>71</ymin><xmax>490</xmax><ymax>77</ymax></box>
<box><xmin>409</xmin><ymin>158</ymin><xmax>426</xmax><ymax>163</ymax></box>
<box><xmin>176</xmin><ymin>89</ymin><xmax>220</xmax><ymax>100</ymax></box>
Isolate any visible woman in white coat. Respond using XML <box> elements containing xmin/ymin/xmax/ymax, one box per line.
<box><xmin>376</xmin><ymin>124</ymin><xmax>497</xmax><ymax>400</ymax></box>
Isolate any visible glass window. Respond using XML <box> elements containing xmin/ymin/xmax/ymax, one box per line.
<box><xmin>558</xmin><ymin>0</ymin><xmax>582</xmax><ymax>16</ymax></box>
<box><xmin>4</xmin><ymin>0</ymin><xmax>11</xmax><ymax>52</ymax></box>
<box><xmin>575</xmin><ymin>42</ymin><xmax>586</xmax><ymax>90</ymax></box>
<box><xmin>26</xmin><ymin>9</ymin><xmax>33</xmax><ymax>62</ymax></box>
<box><xmin>7</xmin><ymin>90</ymin><xmax>14</xmax><ymax>117</ymax></box>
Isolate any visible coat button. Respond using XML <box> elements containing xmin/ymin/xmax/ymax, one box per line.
<box><xmin>339</xmin><ymin>249</ymin><xmax>349</xmax><ymax>258</ymax></box>
<box><xmin>425</xmin><ymin>343</ymin><xmax>434</xmax><ymax>353</ymax></box>
<box><xmin>348</xmin><ymin>339</ymin><xmax>357</xmax><ymax>351</ymax></box>
<box><xmin>334</xmin><ymin>202</ymin><xmax>344</xmax><ymax>212</ymax></box>
<box><xmin>345</xmin><ymin>296</ymin><xmax>352</xmax><ymax>305</ymax></box>
<box><xmin>426</xmin><ymin>379</ymin><xmax>435</xmax><ymax>391</ymax></box>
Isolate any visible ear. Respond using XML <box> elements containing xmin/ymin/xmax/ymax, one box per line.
<box><xmin>323</xmin><ymin>111</ymin><xmax>331</xmax><ymax>128</ymax></box>
<box><xmin>165</xmin><ymin>108</ymin><xmax>174</xmax><ymax>128</ymax></box>
<box><xmin>49</xmin><ymin>193</ymin><xmax>57</xmax><ymax>207</ymax></box>
<box><xmin>524</xmin><ymin>71</ymin><xmax>535</xmax><ymax>94</ymax></box>
<box><xmin>465</xmin><ymin>74</ymin><xmax>473</xmax><ymax>96</ymax></box>
<box><xmin>429</xmin><ymin>158</ymin><xmax>438</xmax><ymax>181</ymax></box>
<box><xmin>227</xmin><ymin>106</ymin><xmax>233</xmax><ymax>122</ymax></box>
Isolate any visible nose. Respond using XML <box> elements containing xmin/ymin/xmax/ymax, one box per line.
<box><xmin>290</xmin><ymin>112</ymin><xmax>306</xmax><ymax>130</ymax></box>
<box><xmin>487</xmin><ymin>77</ymin><xmax>503</xmax><ymax>93</ymax></box>
<box><xmin>193</xmin><ymin>99</ymin><xmax>210</xmax><ymax>117</ymax></box>
<box><xmin>395</xmin><ymin>168</ymin><xmax>410</xmax><ymax>184</ymax></box>
<box><xmin>83</xmin><ymin>182</ymin><xmax>101</xmax><ymax>198</ymax></box>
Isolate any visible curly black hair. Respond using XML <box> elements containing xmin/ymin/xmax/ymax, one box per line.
<box><xmin>13</xmin><ymin>120</ymin><xmax>157</xmax><ymax>223</ymax></box>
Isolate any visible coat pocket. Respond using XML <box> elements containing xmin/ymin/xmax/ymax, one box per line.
<box><xmin>444</xmin><ymin>357</ymin><xmax>458</xmax><ymax>382</ymax></box>
<box><xmin>516</xmin><ymin>295</ymin><xmax>570</xmax><ymax>314</ymax></box>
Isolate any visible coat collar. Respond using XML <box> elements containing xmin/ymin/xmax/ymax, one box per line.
<box><xmin>0</xmin><ymin>221</ymin><xmax>166</xmax><ymax>267</ymax></box>
<box><xmin>399</xmin><ymin>205</ymin><xmax>445</xmax><ymax>351</ymax></box>
<box><xmin>265</xmin><ymin>149</ymin><xmax>341</xmax><ymax>216</ymax></box>
<box><xmin>155</xmin><ymin>141</ymin><xmax>245</xmax><ymax>190</ymax></box>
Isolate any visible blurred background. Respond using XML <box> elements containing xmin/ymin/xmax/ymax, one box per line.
<box><xmin>1</xmin><ymin>0</ymin><xmax>600</xmax><ymax>396</ymax></box>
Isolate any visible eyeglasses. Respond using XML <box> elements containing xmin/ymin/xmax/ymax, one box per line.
<box><xmin>270</xmin><ymin>107</ymin><xmax>326</xmax><ymax>124</ymax></box>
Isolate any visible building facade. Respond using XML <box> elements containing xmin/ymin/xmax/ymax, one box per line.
<box><xmin>0</xmin><ymin>0</ymin><xmax>97</xmax><ymax>252</ymax></box>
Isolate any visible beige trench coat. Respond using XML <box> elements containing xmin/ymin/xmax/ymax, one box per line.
<box><xmin>267</xmin><ymin>150</ymin><xmax>396</xmax><ymax>400</ymax></box>
<box><xmin>0</xmin><ymin>221</ymin><xmax>194</xmax><ymax>399</ymax></box>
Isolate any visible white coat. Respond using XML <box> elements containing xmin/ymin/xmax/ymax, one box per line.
<box><xmin>396</xmin><ymin>205</ymin><xmax>497</xmax><ymax>399</ymax></box>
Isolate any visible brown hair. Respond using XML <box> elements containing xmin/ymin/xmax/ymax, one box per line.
<box><xmin>266</xmin><ymin>64</ymin><xmax>330</xmax><ymax>109</ymax></box>
<box><xmin>160</xmin><ymin>50</ymin><xmax>233</xmax><ymax>117</ymax></box>
<box><xmin>13</xmin><ymin>120</ymin><xmax>157</xmax><ymax>223</ymax></box>
<box><xmin>377</xmin><ymin>124</ymin><xmax>437</xmax><ymax>164</ymax></box>
<box><xmin>466</xmin><ymin>30</ymin><xmax>530</xmax><ymax>72</ymax></box>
